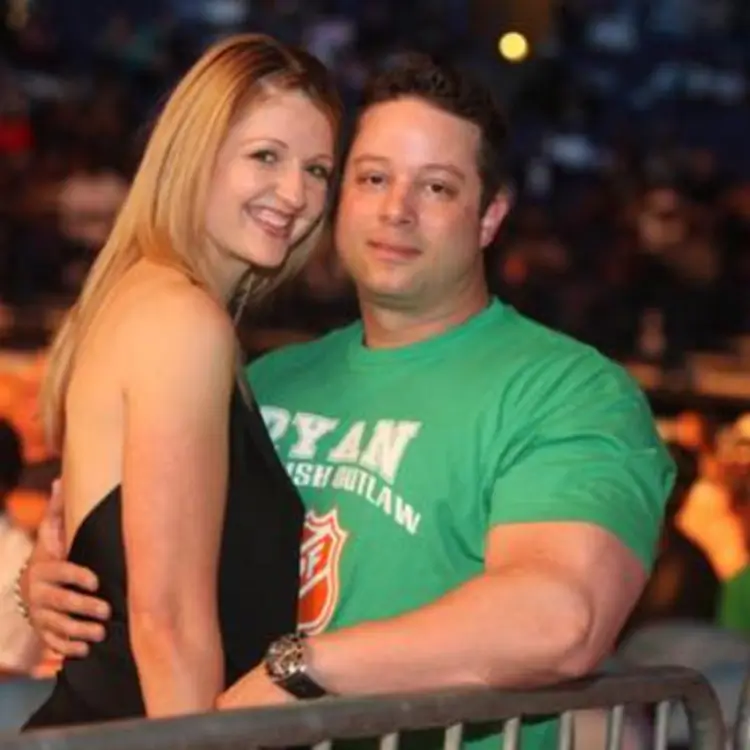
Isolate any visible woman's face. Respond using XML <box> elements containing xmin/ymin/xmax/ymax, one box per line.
<box><xmin>204</xmin><ymin>89</ymin><xmax>335</xmax><ymax>278</ymax></box>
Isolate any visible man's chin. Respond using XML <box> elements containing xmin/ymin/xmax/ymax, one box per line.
<box><xmin>358</xmin><ymin>282</ymin><xmax>421</xmax><ymax>310</ymax></box>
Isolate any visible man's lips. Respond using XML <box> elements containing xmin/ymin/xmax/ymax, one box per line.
<box><xmin>367</xmin><ymin>240</ymin><xmax>421</xmax><ymax>260</ymax></box>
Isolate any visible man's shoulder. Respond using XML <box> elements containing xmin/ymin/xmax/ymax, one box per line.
<box><xmin>490</xmin><ymin>307</ymin><xmax>643</xmax><ymax>406</ymax></box>
<box><xmin>247</xmin><ymin>322</ymin><xmax>359</xmax><ymax>383</ymax></box>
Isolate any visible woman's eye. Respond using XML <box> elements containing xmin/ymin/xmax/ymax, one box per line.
<box><xmin>250</xmin><ymin>149</ymin><xmax>278</xmax><ymax>164</ymax></box>
<box><xmin>307</xmin><ymin>164</ymin><xmax>331</xmax><ymax>181</ymax></box>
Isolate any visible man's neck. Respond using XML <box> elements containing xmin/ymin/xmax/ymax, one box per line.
<box><xmin>360</xmin><ymin>287</ymin><xmax>491</xmax><ymax>350</ymax></box>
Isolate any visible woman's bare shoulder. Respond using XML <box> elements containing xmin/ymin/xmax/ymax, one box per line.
<box><xmin>106</xmin><ymin>265</ymin><xmax>237</xmax><ymax>378</ymax></box>
<box><xmin>118</xmin><ymin>266</ymin><xmax>234</xmax><ymax>346</ymax></box>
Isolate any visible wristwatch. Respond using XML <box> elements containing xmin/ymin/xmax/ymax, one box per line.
<box><xmin>263</xmin><ymin>633</ymin><xmax>328</xmax><ymax>699</ymax></box>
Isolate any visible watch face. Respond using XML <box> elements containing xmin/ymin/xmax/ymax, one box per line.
<box><xmin>265</xmin><ymin>634</ymin><xmax>327</xmax><ymax>699</ymax></box>
<box><xmin>267</xmin><ymin>635</ymin><xmax>305</xmax><ymax>681</ymax></box>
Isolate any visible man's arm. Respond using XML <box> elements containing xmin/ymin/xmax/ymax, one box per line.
<box><xmin>301</xmin><ymin>521</ymin><xmax>645</xmax><ymax>694</ymax></box>
<box><xmin>219</xmin><ymin>521</ymin><xmax>645</xmax><ymax>706</ymax></box>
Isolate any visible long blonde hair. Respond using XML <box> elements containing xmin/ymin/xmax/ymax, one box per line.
<box><xmin>42</xmin><ymin>34</ymin><xmax>342</xmax><ymax>450</ymax></box>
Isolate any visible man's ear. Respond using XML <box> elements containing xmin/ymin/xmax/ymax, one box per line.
<box><xmin>479</xmin><ymin>189</ymin><xmax>512</xmax><ymax>249</ymax></box>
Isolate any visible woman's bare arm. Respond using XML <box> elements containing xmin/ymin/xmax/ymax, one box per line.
<box><xmin>120</xmin><ymin>288</ymin><xmax>235</xmax><ymax>718</ymax></box>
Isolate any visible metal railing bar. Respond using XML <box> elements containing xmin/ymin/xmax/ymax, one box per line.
<box><xmin>0</xmin><ymin>667</ymin><xmax>724</xmax><ymax>750</ymax></box>
<box><xmin>654</xmin><ymin>701</ymin><xmax>671</xmax><ymax>750</ymax></box>
<box><xmin>556</xmin><ymin>711</ymin><xmax>574</xmax><ymax>750</ymax></box>
<box><xmin>442</xmin><ymin>723</ymin><xmax>463</xmax><ymax>750</ymax></box>
<box><xmin>733</xmin><ymin>668</ymin><xmax>750</xmax><ymax>750</ymax></box>
<box><xmin>605</xmin><ymin>704</ymin><xmax>624</xmax><ymax>750</ymax></box>
<box><xmin>379</xmin><ymin>732</ymin><xmax>399</xmax><ymax>750</ymax></box>
<box><xmin>502</xmin><ymin>717</ymin><xmax>521</xmax><ymax>750</ymax></box>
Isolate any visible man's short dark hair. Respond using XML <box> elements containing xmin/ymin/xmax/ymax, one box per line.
<box><xmin>0</xmin><ymin>419</ymin><xmax>23</xmax><ymax>503</ymax></box>
<box><xmin>360</xmin><ymin>54</ymin><xmax>510</xmax><ymax>211</ymax></box>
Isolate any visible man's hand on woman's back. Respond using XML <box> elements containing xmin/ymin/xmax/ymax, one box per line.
<box><xmin>21</xmin><ymin>480</ymin><xmax>111</xmax><ymax>658</ymax></box>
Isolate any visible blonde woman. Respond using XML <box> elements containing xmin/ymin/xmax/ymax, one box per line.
<box><xmin>23</xmin><ymin>34</ymin><xmax>341</xmax><ymax>728</ymax></box>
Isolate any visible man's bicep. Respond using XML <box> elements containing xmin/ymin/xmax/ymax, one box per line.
<box><xmin>485</xmin><ymin>521</ymin><xmax>647</xmax><ymax>656</ymax></box>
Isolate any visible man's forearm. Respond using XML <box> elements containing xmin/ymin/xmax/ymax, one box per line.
<box><xmin>306</xmin><ymin>566</ymin><xmax>596</xmax><ymax>696</ymax></box>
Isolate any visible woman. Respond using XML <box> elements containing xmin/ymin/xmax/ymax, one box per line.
<box><xmin>22</xmin><ymin>33</ymin><xmax>341</xmax><ymax>728</ymax></box>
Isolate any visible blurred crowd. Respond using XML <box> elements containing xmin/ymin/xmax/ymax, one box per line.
<box><xmin>2</xmin><ymin>0</ymin><xmax>750</xmax><ymax>366</ymax></box>
<box><xmin>0</xmin><ymin>0</ymin><xmax>480</xmax><ymax>348</ymax></box>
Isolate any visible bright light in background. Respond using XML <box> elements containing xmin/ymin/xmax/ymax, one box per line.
<box><xmin>498</xmin><ymin>31</ymin><xmax>529</xmax><ymax>62</ymax></box>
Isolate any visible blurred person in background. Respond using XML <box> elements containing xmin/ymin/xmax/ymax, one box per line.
<box><xmin>0</xmin><ymin>419</ymin><xmax>39</xmax><ymax>676</ymax></box>
<box><xmin>677</xmin><ymin>413</ymin><xmax>750</xmax><ymax>584</ymax></box>
<box><xmin>621</xmin><ymin>442</ymin><xmax>719</xmax><ymax>638</ymax></box>
<box><xmin>616</xmin><ymin>425</ymin><xmax>750</xmax><ymax>739</ymax></box>
<box><xmin>0</xmin><ymin>69</ymin><xmax>33</xmax><ymax>169</ymax></box>
<box><xmin>714</xmin><ymin>417</ymin><xmax>750</xmax><ymax>636</ymax></box>
<box><xmin>56</xmin><ymin>148</ymin><xmax>129</xmax><ymax>289</ymax></box>
<box><xmin>671</xmin><ymin>410</ymin><xmax>718</xmax><ymax>472</ymax></box>
<box><xmin>633</xmin><ymin>183</ymin><xmax>721</xmax><ymax>369</ymax></box>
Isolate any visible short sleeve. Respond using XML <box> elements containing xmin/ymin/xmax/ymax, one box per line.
<box><xmin>489</xmin><ymin>356</ymin><xmax>675</xmax><ymax>571</ymax></box>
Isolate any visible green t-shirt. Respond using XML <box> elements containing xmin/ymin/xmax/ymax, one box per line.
<box><xmin>247</xmin><ymin>298</ymin><xmax>674</xmax><ymax>750</ymax></box>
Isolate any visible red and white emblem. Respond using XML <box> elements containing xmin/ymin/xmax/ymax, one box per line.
<box><xmin>298</xmin><ymin>509</ymin><xmax>348</xmax><ymax>635</ymax></box>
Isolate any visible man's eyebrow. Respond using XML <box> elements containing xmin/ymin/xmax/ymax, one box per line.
<box><xmin>352</xmin><ymin>154</ymin><xmax>389</xmax><ymax>165</ymax></box>
<box><xmin>352</xmin><ymin>156</ymin><xmax>466</xmax><ymax>181</ymax></box>
<box><xmin>421</xmin><ymin>163</ymin><xmax>467</xmax><ymax>182</ymax></box>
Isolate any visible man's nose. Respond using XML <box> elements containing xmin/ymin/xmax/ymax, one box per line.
<box><xmin>378</xmin><ymin>183</ymin><xmax>415</xmax><ymax>226</ymax></box>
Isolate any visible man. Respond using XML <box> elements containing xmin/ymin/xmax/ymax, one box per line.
<box><xmin>14</xmin><ymin>56</ymin><xmax>672</xmax><ymax>750</ymax></box>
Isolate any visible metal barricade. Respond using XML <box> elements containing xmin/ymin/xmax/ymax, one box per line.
<box><xmin>733</xmin><ymin>667</ymin><xmax>750</xmax><ymax>750</ymax></box>
<box><xmin>0</xmin><ymin>666</ymin><xmax>725</xmax><ymax>750</ymax></box>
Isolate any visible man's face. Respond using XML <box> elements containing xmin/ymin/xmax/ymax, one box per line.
<box><xmin>335</xmin><ymin>97</ymin><xmax>507</xmax><ymax>311</ymax></box>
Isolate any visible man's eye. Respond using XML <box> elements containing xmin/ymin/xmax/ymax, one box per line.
<box><xmin>357</xmin><ymin>173</ymin><xmax>385</xmax><ymax>186</ymax></box>
<box><xmin>425</xmin><ymin>182</ymin><xmax>455</xmax><ymax>197</ymax></box>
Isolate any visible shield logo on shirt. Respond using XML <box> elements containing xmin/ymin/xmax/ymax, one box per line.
<box><xmin>298</xmin><ymin>508</ymin><xmax>348</xmax><ymax>635</ymax></box>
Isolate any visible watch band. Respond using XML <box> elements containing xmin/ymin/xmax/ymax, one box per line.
<box><xmin>275</xmin><ymin>667</ymin><xmax>328</xmax><ymax>699</ymax></box>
